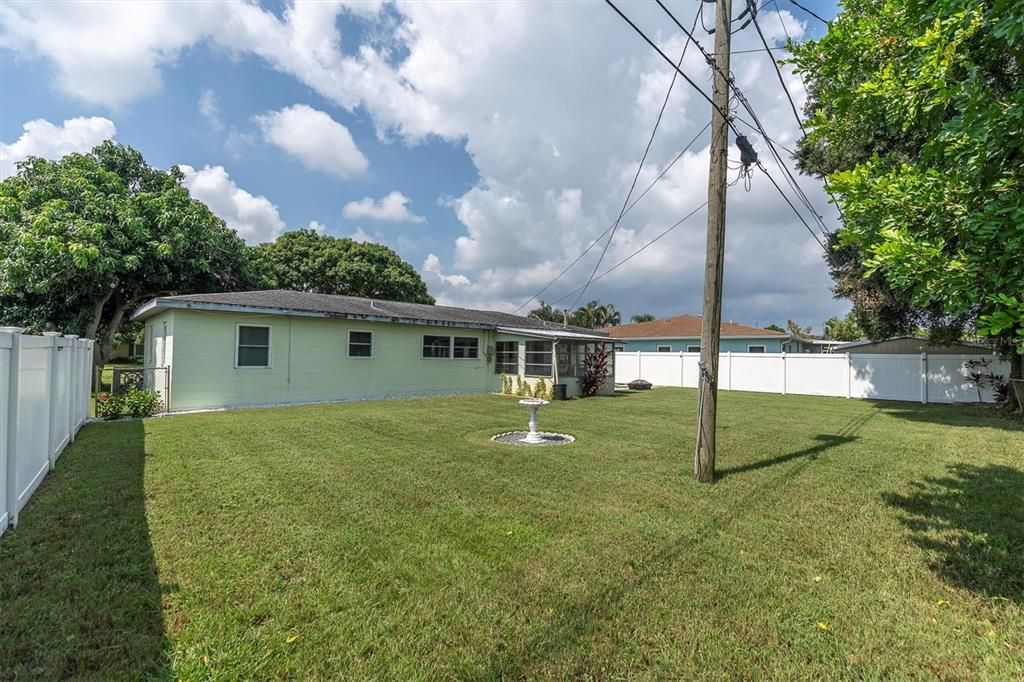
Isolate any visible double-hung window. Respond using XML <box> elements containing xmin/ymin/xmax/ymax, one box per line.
<box><xmin>747</xmin><ymin>344</ymin><xmax>766</xmax><ymax>353</ymax></box>
<box><xmin>236</xmin><ymin>325</ymin><xmax>271</xmax><ymax>368</ymax></box>
<box><xmin>423</xmin><ymin>335</ymin><xmax>451</xmax><ymax>358</ymax></box>
<box><xmin>525</xmin><ymin>340</ymin><xmax>553</xmax><ymax>377</ymax></box>
<box><xmin>348</xmin><ymin>331</ymin><xmax>373</xmax><ymax>358</ymax></box>
<box><xmin>422</xmin><ymin>335</ymin><xmax>480</xmax><ymax>359</ymax></box>
<box><xmin>495</xmin><ymin>341</ymin><xmax>518</xmax><ymax>373</ymax></box>
<box><xmin>657</xmin><ymin>345</ymin><xmax>672</xmax><ymax>352</ymax></box>
<box><xmin>453</xmin><ymin>337</ymin><xmax>479</xmax><ymax>359</ymax></box>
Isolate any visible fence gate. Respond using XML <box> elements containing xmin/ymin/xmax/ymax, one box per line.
<box><xmin>112</xmin><ymin>366</ymin><xmax>170</xmax><ymax>413</ymax></box>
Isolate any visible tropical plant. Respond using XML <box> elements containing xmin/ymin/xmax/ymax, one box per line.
<box><xmin>630</xmin><ymin>313</ymin><xmax>656</xmax><ymax>323</ymax></box>
<box><xmin>823</xmin><ymin>312</ymin><xmax>863</xmax><ymax>341</ymax></box>
<box><xmin>578</xmin><ymin>342</ymin><xmax>611</xmax><ymax>397</ymax></box>
<box><xmin>528</xmin><ymin>301</ymin><xmax>564</xmax><ymax>324</ymax></box>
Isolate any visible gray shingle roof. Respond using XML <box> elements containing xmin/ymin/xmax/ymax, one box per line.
<box><xmin>134</xmin><ymin>289</ymin><xmax>607</xmax><ymax>337</ymax></box>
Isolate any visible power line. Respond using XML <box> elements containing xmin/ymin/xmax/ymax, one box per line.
<box><xmin>550</xmin><ymin>201</ymin><xmax>709</xmax><ymax>307</ymax></box>
<box><xmin>568</xmin><ymin>0</ymin><xmax>704</xmax><ymax>312</ymax></box>
<box><xmin>788</xmin><ymin>0</ymin><xmax>831</xmax><ymax>27</ymax></box>
<box><xmin>756</xmin><ymin>161</ymin><xmax>826</xmax><ymax>250</ymax></box>
<box><xmin>513</xmin><ymin>121</ymin><xmax>710</xmax><ymax>314</ymax></box>
<box><xmin>656</xmin><ymin>0</ymin><xmax>831</xmax><ymax>239</ymax></box>
<box><xmin>748</xmin><ymin>0</ymin><xmax>803</xmax><ymax>132</ymax></box>
<box><xmin>605</xmin><ymin>0</ymin><xmax>739</xmax><ymax>135</ymax></box>
<box><xmin>749</xmin><ymin>0</ymin><xmax>848</xmax><ymax>230</ymax></box>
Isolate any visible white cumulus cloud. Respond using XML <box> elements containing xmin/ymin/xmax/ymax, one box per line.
<box><xmin>178</xmin><ymin>164</ymin><xmax>285</xmax><ymax>244</ymax></box>
<box><xmin>198</xmin><ymin>88</ymin><xmax>222</xmax><ymax>130</ymax></box>
<box><xmin>342</xmin><ymin>191</ymin><xmax>425</xmax><ymax>223</ymax></box>
<box><xmin>1</xmin><ymin>116</ymin><xmax>115</xmax><ymax>179</ymax></box>
<box><xmin>254</xmin><ymin>104</ymin><xmax>368</xmax><ymax>179</ymax></box>
<box><xmin>422</xmin><ymin>253</ymin><xmax>470</xmax><ymax>287</ymax></box>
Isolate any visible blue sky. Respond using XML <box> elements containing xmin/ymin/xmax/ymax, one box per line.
<box><xmin>1</xmin><ymin>0</ymin><xmax>844</xmax><ymax>329</ymax></box>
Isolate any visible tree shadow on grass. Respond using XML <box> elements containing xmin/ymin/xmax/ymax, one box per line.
<box><xmin>884</xmin><ymin>463</ymin><xmax>1024</xmax><ymax>604</ymax></box>
<box><xmin>866</xmin><ymin>400</ymin><xmax>1024</xmax><ymax>431</ymax></box>
<box><xmin>717</xmin><ymin>434</ymin><xmax>858</xmax><ymax>479</ymax></box>
<box><xmin>0</xmin><ymin>420</ymin><xmax>171</xmax><ymax>679</ymax></box>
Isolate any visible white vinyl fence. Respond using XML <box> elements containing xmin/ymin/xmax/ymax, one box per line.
<box><xmin>1</xmin><ymin>328</ymin><xmax>93</xmax><ymax>538</ymax></box>
<box><xmin>615</xmin><ymin>351</ymin><xmax>1010</xmax><ymax>404</ymax></box>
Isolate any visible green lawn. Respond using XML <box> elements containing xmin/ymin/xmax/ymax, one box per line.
<box><xmin>1</xmin><ymin>389</ymin><xmax>1022</xmax><ymax>679</ymax></box>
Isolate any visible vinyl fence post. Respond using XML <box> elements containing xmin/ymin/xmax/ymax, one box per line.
<box><xmin>2</xmin><ymin>327</ymin><xmax>23</xmax><ymax>528</ymax></box>
<box><xmin>845</xmin><ymin>352</ymin><xmax>852</xmax><ymax>399</ymax></box>
<box><xmin>65</xmin><ymin>335</ymin><xmax>78</xmax><ymax>443</ymax></box>
<box><xmin>726</xmin><ymin>351</ymin><xmax>732</xmax><ymax>391</ymax></box>
<box><xmin>781</xmin><ymin>351</ymin><xmax>787</xmax><ymax>395</ymax></box>
<box><xmin>42</xmin><ymin>332</ymin><xmax>61</xmax><ymax>470</ymax></box>
<box><xmin>679</xmin><ymin>351</ymin><xmax>685</xmax><ymax>388</ymax></box>
<box><xmin>920</xmin><ymin>352</ymin><xmax>928</xmax><ymax>405</ymax></box>
<box><xmin>637</xmin><ymin>350</ymin><xmax>642</xmax><ymax>381</ymax></box>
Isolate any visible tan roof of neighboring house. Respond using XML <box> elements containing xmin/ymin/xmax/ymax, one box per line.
<box><xmin>599</xmin><ymin>315</ymin><xmax>786</xmax><ymax>339</ymax></box>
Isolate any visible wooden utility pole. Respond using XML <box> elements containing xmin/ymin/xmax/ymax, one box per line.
<box><xmin>694</xmin><ymin>0</ymin><xmax>732</xmax><ymax>483</ymax></box>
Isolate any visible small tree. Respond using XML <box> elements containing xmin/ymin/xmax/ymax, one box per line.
<box><xmin>578</xmin><ymin>343</ymin><xmax>611</xmax><ymax>397</ymax></box>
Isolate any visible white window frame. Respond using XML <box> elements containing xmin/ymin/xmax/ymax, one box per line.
<box><xmin>235</xmin><ymin>324</ymin><xmax>272</xmax><ymax>369</ymax></box>
<box><xmin>422</xmin><ymin>334</ymin><xmax>452</xmax><ymax>359</ymax></box>
<box><xmin>452</xmin><ymin>336</ymin><xmax>480</xmax><ymax>360</ymax></box>
<box><xmin>422</xmin><ymin>334</ymin><xmax>481</xmax><ymax>360</ymax></box>
<box><xmin>347</xmin><ymin>330</ymin><xmax>374</xmax><ymax>359</ymax></box>
<box><xmin>657</xmin><ymin>345</ymin><xmax>672</xmax><ymax>352</ymax></box>
<box><xmin>747</xmin><ymin>344</ymin><xmax>766</xmax><ymax>353</ymax></box>
<box><xmin>687</xmin><ymin>345</ymin><xmax>701</xmax><ymax>353</ymax></box>
<box><xmin>495</xmin><ymin>340</ymin><xmax>518</xmax><ymax>374</ymax></box>
<box><xmin>524</xmin><ymin>340</ymin><xmax>554</xmax><ymax>377</ymax></box>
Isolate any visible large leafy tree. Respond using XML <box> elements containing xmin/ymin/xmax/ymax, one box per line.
<box><xmin>252</xmin><ymin>229</ymin><xmax>433</xmax><ymax>304</ymax></box>
<box><xmin>0</xmin><ymin>142</ymin><xmax>254</xmax><ymax>366</ymax></box>
<box><xmin>791</xmin><ymin>0</ymin><xmax>1024</xmax><ymax>383</ymax></box>
<box><xmin>823</xmin><ymin>311</ymin><xmax>864</xmax><ymax>341</ymax></box>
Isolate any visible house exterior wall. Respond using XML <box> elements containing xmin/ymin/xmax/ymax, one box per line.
<box><xmin>160</xmin><ymin>310</ymin><xmax>506</xmax><ymax>411</ymax></box>
<box><xmin>616</xmin><ymin>337</ymin><xmax>785</xmax><ymax>353</ymax></box>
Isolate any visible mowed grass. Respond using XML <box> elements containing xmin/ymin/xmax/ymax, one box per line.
<box><xmin>1</xmin><ymin>389</ymin><xmax>1022</xmax><ymax>679</ymax></box>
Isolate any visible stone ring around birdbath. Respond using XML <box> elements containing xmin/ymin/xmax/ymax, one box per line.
<box><xmin>490</xmin><ymin>398</ymin><xmax>575</xmax><ymax>447</ymax></box>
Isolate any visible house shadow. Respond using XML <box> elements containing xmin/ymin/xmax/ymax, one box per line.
<box><xmin>884</xmin><ymin>463</ymin><xmax>1024</xmax><ymax>604</ymax></box>
<box><xmin>0</xmin><ymin>420</ymin><xmax>171</xmax><ymax>678</ymax></box>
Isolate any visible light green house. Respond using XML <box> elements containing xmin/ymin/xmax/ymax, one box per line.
<box><xmin>133</xmin><ymin>290</ymin><xmax>614</xmax><ymax>412</ymax></box>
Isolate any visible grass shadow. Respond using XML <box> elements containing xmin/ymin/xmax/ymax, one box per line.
<box><xmin>0</xmin><ymin>420</ymin><xmax>171</xmax><ymax>678</ymax></box>
<box><xmin>884</xmin><ymin>463</ymin><xmax>1024</xmax><ymax>603</ymax></box>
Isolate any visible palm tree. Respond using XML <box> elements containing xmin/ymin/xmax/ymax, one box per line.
<box><xmin>630</xmin><ymin>313</ymin><xmax>655</xmax><ymax>323</ymax></box>
<box><xmin>600</xmin><ymin>303</ymin><xmax>621</xmax><ymax>327</ymax></box>
<box><xmin>528</xmin><ymin>301</ymin><xmax>563</xmax><ymax>323</ymax></box>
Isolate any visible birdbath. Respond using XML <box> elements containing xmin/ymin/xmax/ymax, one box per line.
<box><xmin>518</xmin><ymin>398</ymin><xmax>550</xmax><ymax>444</ymax></box>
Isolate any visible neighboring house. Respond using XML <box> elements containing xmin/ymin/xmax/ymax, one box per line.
<box><xmin>109</xmin><ymin>340</ymin><xmax>144</xmax><ymax>361</ymax></box>
<box><xmin>783</xmin><ymin>337</ymin><xmax>848</xmax><ymax>354</ymax></box>
<box><xmin>601</xmin><ymin>315</ymin><xmax>788</xmax><ymax>353</ymax></box>
<box><xmin>834</xmin><ymin>335</ymin><xmax>995</xmax><ymax>355</ymax></box>
<box><xmin>132</xmin><ymin>290</ymin><xmax>614</xmax><ymax>412</ymax></box>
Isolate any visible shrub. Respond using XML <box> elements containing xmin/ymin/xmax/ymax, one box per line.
<box><xmin>96</xmin><ymin>388</ymin><xmax>161</xmax><ymax>419</ymax></box>
<box><xmin>534</xmin><ymin>377</ymin><xmax>549</xmax><ymax>400</ymax></box>
<box><xmin>501</xmin><ymin>375</ymin><xmax>513</xmax><ymax>395</ymax></box>
<box><xmin>515</xmin><ymin>376</ymin><xmax>526</xmax><ymax>396</ymax></box>
<box><xmin>95</xmin><ymin>392</ymin><xmax>123</xmax><ymax>418</ymax></box>
<box><xmin>578</xmin><ymin>343</ymin><xmax>611</xmax><ymax>397</ymax></box>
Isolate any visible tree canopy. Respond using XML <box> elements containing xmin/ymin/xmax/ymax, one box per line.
<box><xmin>630</xmin><ymin>313</ymin><xmax>656</xmax><ymax>323</ymax></box>
<box><xmin>528</xmin><ymin>300</ymin><xmax>621</xmax><ymax>329</ymax></box>
<box><xmin>791</xmin><ymin>0</ymin><xmax>1023</xmax><ymax>378</ymax></box>
<box><xmin>251</xmin><ymin>229</ymin><xmax>433</xmax><ymax>304</ymax></box>
<box><xmin>0</xmin><ymin>141</ymin><xmax>254</xmax><ymax>364</ymax></box>
<box><xmin>823</xmin><ymin>311</ymin><xmax>864</xmax><ymax>341</ymax></box>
